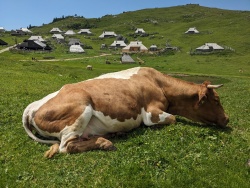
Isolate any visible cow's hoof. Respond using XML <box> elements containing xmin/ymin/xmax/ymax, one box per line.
<box><xmin>106</xmin><ymin>145</ymin><xmax>117</xmax><ymax>151</ymax></box>
<box><xmin>167</xmin><ymin>115</ymin><xmax>176</xmax><ymax>124</ymax></box>
<box><xmin>96</xmin><ymin>137</ymin><xmax>116</xmax><ymax>151</ymax></box>
<box><xmin>44</xmin><ymin>143</ymin><xmax>59</xmax><ymax>158</ymax></box>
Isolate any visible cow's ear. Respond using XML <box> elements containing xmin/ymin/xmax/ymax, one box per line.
<box><xmin>199</xmin><ymin>90</ymin><xmax>207</xmax><ymax>103</ymax></box>
<box><xmin>202</xmin><ymin>81</ymin><xmax>211</xmax><ymax>87</ymax></box>
<box><xmin>195</xmin><ymin>94</ymin><xmax>207</xmax><ymax>109</ymax></box>
<box><xmin>195</xmin><ymin>86</ymin><xmax>208</xmax><ymax>109</ymax></box>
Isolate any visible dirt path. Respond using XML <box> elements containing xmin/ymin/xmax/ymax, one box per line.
<box><xmin>0</xmin><ymin>45</ymin><xmax>17</xmax><ymax>53</ymax></box>
<box><xmin>37</xmin><ymin>53</ymin><xmax>112</xmax><ymax>62</ymax></box>
<box><xmin>18</xmin><ymin>53</ymin><xmax>112</xmax><ymax>62</ymax></box>
<box><xmin>0</xmin><ymin>44</ymin><xmax>112</xmax><ymax>61</ymax></box>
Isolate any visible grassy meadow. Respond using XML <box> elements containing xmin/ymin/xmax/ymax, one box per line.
<box><xmin>0</xmin><ymin>5</ymin><xmax>249</xmax><ymax>188</ymax></box>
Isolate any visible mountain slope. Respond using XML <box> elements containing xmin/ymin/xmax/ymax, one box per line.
<box><xmin>29</xmin><ymin>5</ymin><xmax>249</xmax><ymax>54</ymax></box>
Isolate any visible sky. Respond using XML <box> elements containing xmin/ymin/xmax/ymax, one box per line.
<box><xmin>1</xmin><ymin>0</ymin><xmax>250</xmax><ymax>30</ymax></box>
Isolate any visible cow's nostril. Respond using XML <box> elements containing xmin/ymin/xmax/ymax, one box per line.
<box><xmin>220</xmin><ymin>116</ymin><xmax>229</xmax><ymax>127</ymax></box>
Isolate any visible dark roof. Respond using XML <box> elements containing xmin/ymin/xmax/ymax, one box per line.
<box><xmin>17</xmin><ymin>40</ymin><xmax>51</xmax><ymax>50</ymax></box>
<box><xmin>10</xmin><ymin>29</ymin><xmax>28</xmax><ymax>36</ymax></box>
<box><xmin>68</xmin><ymin>38</ymin><xmax>83</xmax><ymax>46</ymax></box>
<box><xmin>0</xmin><ymin>39</ymin><xmax>8</xmax><ymax>45</ymax></box>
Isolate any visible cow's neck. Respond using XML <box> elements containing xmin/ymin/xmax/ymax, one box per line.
<box><xmin>161</xmin><ymin>75</ymin><xmax>200</xmax><ymax>117</ymax></box>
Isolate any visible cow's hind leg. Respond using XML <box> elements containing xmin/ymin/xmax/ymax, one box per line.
<box><xmin>66</xmin><ymin>136</ymin><xmax>117</xmax><ymax>154</ymax></box>
<box><xmin>44</xmin><ymin>143</ymin><xmax>60</xmax><ymax>158</ymax></box>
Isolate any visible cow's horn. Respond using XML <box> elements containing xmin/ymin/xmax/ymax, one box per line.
<box><xmin>207</xmin><ymin>84</ymin><xmax>223</xmax><ymax>89</ymax></box>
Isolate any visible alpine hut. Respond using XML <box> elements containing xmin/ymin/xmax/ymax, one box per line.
<box><xmin>196</xmin><ymin>43</ymin><xmax>224</xmax><ymax>52</ymax></box>
<box><xmin>121</xmin><ymin>53</ymin><xmax>135</xmax><ymax>64</ymax></box>
<box><xmin>135</xmin><ymin>28</ymin><xmax>146</xmax><ymax>34</ymax></box>
<box><xmin>0</xmin><ymin>27</ymin><xmax>6</xmax><ymax>32</ymax></box>
<box><xmin>16</xmin><ymin>40</ymin><xmax>51</xmax><ymax>51</ymax></box>
<box><xmin>28</xmin><ymin>36</ymin><xmax>46</xmax><ymax>42</ymax></box>
<box><xmin>185</xmin><ymin>27</ymin><xmax>199</xmax><ymax>34</ymax></box>
<box><xmin>110</xmin><ymin>40</ymin><xmax>127</xmax><ymax>49</ymax></box>
<box><xmin>52</xmin><ymin>34</ymin><xmax>65</xmax><ymax>43</ymax></box>
<box><xmin>50</xmin><ymin>28</ymin><xmax>62</xmax><ymax>33</ymax></box>
<box><xmin>122</xmin><ymin>41</ymin><xmax>148</xmax><ymax>53</ymax></box>
<box><xmin>68</xmin><ymin>38</ymin><xmax>83</xmax><ymax>46</ymax></box>
<box><xmin>78</xmin><ymin>29</ymin><xmax>92</xmax><ymax>35</ymax></box>
<box><xmin>69</xmin><ymin>45</ymin><xmax>84</xmax><ymax>53</ymax></box>
<box><xmin>0</xmin><ymin>39</ymin><xmax>8</xmax><ymax>45</ymax></box>
<box><xmin>99</xmin><ymin>31</ymin><xmax>117</xmax><ymax>38</ymax></box>
<box><xmin>149</xmin><ymin>44</ymin><xmax>158</xmax><ymax>51</ymax></box>
<box><xmin>65</xmin><ymin>30</ymin><xmax>76</xmax><ymax>36</ymax></box>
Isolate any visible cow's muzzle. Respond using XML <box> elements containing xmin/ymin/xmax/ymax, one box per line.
<box><xmin>218</xmin><ymin>115</ymin><xmax>229</xmax><ymax>127</ymax></box>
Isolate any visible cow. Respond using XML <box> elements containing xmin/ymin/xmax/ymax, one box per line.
<box><xmin>22</xmin><ymin>67</ymin><xmax>229</xmax><ymax>158</ymax></box>
<box><xmin>86</xmin><ymin>65</ymin><xmax>93</xmax><ymax>70</ymax></box>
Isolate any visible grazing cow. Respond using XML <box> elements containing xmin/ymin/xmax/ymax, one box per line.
<box><xmin>105</xmin><ymin>60</ymin><xmax>111</xmax><ymax>64</ymax></box>
<box><xmin>86</xmin><ymin>65</ymin><xmax>93</xmax><ymax>70</ymax></box>
<box><xmin>22</xmin><ymin>67</ymin><xmax>229</xmax><ymax>158</ymax></box>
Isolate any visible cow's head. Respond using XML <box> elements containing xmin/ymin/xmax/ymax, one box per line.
<box><xmin>193</xmin><ymin>81</ymin><xmax>229</xmax><ymax>127</ymax></box>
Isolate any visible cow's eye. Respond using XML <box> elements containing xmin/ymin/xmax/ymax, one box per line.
<box><xmin>200</xmin><ymin>100</ymin><xmax>205</xmax><ymax>105</ymax></box>
<box><xmin>198</xmin><ymin>99</ymin><xmax>206</xmax><ymax>106</ymax></box>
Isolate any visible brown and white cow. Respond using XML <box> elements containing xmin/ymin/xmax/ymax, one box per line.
<box><xmin>22</xmin><ymin>67</ymin><xmax>229</xmax><ymax>158</ymax></box>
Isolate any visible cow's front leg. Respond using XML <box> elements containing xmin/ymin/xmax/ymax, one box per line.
<box><xmin>142</xmin><ymin>107</ymin><xmax>176</xmax><ymax>126</ymax></box>
<box><xmin>65</xmin><ymin>136</ymin><xmax>117</xmax><ymax>154</ymax></box>
<box><xmin>158</xmin><ymin>112</ymin><xmax>176</xmax><ymax>124</ymax></box>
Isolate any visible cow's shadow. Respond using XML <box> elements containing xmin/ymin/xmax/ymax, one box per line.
<box><xmin>175</xmin><ymin>117</ymin><xmax>233</xmax><ymax>133</ymax></box>
<box><xmin>108</xmin><ymin>117</ymin><xmax>232</xmax><ymax>144</ymax></box>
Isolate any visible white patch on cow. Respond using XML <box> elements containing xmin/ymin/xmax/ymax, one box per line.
<box><xmin>94</xmin><ymin>67</ymin><xmax>141</xmax><ymax>80</ymax></box>
<box><xmin>141</xmin><ymin>108</ymin><xmax>173</xmax><ymax>126</ymax></box>
<box><xmin>141</xmin><ymin>108</ymin><xmax>155</xmax><ymax>126</ymax></box>
<box><xmin>159</xmin><ymin>112</ymin><xmax>172</xmax><ymax>122</ymax></box>
<box><xmin>82</xmin><ymin>109</ymin><xmax>142</xmax><ymax>137</ymax></box>
<box><xmin>59</xmin><ymin>105</ymin><xmax>94</xmax><ymax>153</ymax></box>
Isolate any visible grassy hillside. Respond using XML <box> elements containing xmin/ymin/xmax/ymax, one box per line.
<box><xmin>1</xmin><ymin>5</ymin><xmax>249</xmax><ymax>76</ymax></box>
<box><xmin>1</xmin><ymin>5</ymin><xmax>250</xmax><ymax>51</ymax></box>
<box><xmin>30</xmin><ymin>5</ymin><xmax>250</xmax><ymax>54</ymax></box>
<box><xmin>0</xmin><ymin>4</ymin><xmax>249</xmax><ymax>188</ymax></box>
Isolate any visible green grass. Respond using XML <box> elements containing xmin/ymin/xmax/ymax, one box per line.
<box><xmin>0</xmin><ymin>4</ymin><xmax>250</xmax><ymax>188</ymax></box>
<box><xmin>0</xmin><ymin>59</ymin><xmax>249</xmax><ymax>188</ymax></box>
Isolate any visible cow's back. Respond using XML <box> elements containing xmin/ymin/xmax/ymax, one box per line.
<box><xmin>78</xmin><ymin>67</ymin><xmax>166</xmax><ymax>121</ymax></box>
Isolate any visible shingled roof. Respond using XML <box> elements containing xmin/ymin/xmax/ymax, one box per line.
<box><xmin>121</xmin><ymin>54</ymin><xmax>135</xmax><ymax>64</ymax></box>
<box><xmin>185</xmin><ymin>27</ymin><xmax>199</xmax><ymax>34</ymax></box>
<box><xmin>196</xmin><ymin>43</ymin><xmax>224</xmax><ymax>51</ymax></box>
<box><xmin>69</xmin><ymin>45</ymin><xmax>84</xmax><ymax>53</ymax></box>
<box><xmin>122</xmin><ymin>41</ymin><xmax>148</xmax><ymax>53</ymax></box>
<box><xmin>99</xmin><ymin>31</ymin><xmax>117</xmax><ymax>38</ymax></box>
<box><xmin>110</xmin><ymin>40</ymin><xmax>127</xmax><ymax>48</ymax></box>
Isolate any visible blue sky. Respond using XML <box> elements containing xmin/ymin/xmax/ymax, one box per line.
<box><xmin>1</xmin><ymin>0</ymin><xmax>250</xmax><ymax>30</ymax></box>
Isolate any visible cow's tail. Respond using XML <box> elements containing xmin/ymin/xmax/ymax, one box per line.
<box><xmin>22</xmin><ymin>110</ymin><xmax>60</xmax><ymax>145</ymax></box>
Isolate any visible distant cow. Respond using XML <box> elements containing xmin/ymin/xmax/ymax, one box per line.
<box><xmin>22</xmin><ymin>67</ymin><xmax>229</xmax><ymax>158</ymax></box>
<box><xmin>105</xmin><ymin>60</ymin><xmax>111</xmax><ymax>64</ymax></box>
<box><xmin>86</xmin><ymin>65</ymin><xmax>92</xmax><ymax>70</ymax></box>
